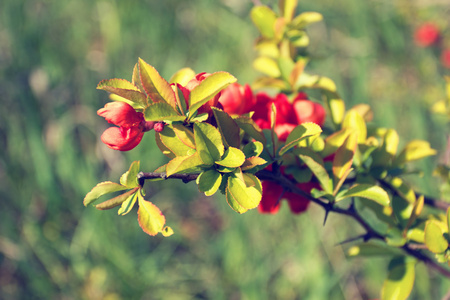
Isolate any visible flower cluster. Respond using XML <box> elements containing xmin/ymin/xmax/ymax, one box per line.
<box><xmin>98</xmin><ymin>72</ymin><xmax>220</xmax><ymax>151</ymax></box>
<box><xmin>219</xmin><ymin>83</ymin><xmax>326</xmax><ymax>214</ymax></box>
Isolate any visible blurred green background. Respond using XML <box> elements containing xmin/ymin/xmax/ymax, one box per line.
<box><xmin>1</xmin><ymin>0</ymin><xmax>449</xmax><ymax>299</ymax></box>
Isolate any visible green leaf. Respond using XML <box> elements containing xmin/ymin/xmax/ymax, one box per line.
<box><xmin>279</xmin><ymin>122</ymin><xmax>322</xmax><ymax>156</ymax></box>
<box><xmin>118</xmin><ymin>191</ymin><xmax>138</xmax><ymax>216</ymax></box>
<box><xmin>381</xmin><ymin>256</ymin><xmax>416</xmax><ymax>300</ymax></box>
<box><xmin>226</xmin><ymin>173</ymin><xmax>262</xmax><ymax>213</ymax></box>
<box><xmin>321</xmin><ymin>128</ymin><xmax>351</xmax><ymax>158</ymax></box>
<box><xmin>372</xmin><ymin>129</ymin><xmax>399</xmax><ymax>167</ymax></box>
<box><xmin>295</xmin><ymin>147</ymin><xmax>332</xmax><ymax>194</ymax></box>
<box><xmin>347</xmin><ymin>241</ymin><xmax>402</xmax><ymax>257</ymax></box>
<box><xmin>155</xmin><ymin>133</ymin><xmax>176</xmax><ymax>159</ymax></box>
<box><xmin>166</xmin><ymin>152</ymin><xmax>204</xmax><ymax>177</ymax></box>
<box><xmin>95</xmin><ymin>187</ymin><xmax>139</xmax><ymax>210</ymax></box>
<box><xmin>143</xmin><ymin>102</ymin><xmax>184</xmax><ymax>122</ymax></box>
<box><xmin>84</xmin><ymin>181</ymin><xmax>129</xmax><ymax>206</ymax></box>
<box><xmin>97</xmin><ymin>78</ymin><xmax>147</xmax><ymax>108</ymax></box>
<box><xmin>332</xmin><ymin>131</ymin><xmax>357</xmax><ymax>179</ymax></box>
<box><xmin>194</xmin><ymin>123</ymin><xmax>224</xmax><ymax>165</ymax></box>
<box><xmin>241</xmin><ymin>156</ymin><xmax>267</xmax><ymax>171</ymax></box>
<box><xmin>137</xmin><ymin>192</ymin><xmax>167</xmax><ymax>236</ymax></box>
<box><xmin>392</xmin><ymin>196</ymin><xmax>414</xmax><ymax>228</ymax></box>
<box><xmin>253</xmin><ymin>57</ymin><xmax>281</xmax><ymax>78</ymax></box>
<box><xmin>278</xmin><ymin>56</ymin><xmax>295</xmax><ymax>82</ymax></box>
<box><xmin>132</xmin><ymin>63</ymin><xmax>145</xmax><ymax>93</ymax></box>
<box><xmin>336</xmin><ymin>184</ymin><xmax>390</xmax><ymax>206</ymax></box>
<box><xmin>158</xmin><ymin>124</ymin><xmax>195</xmax><ymax>157</ymax></box>
<box><xmin>250</xmin><ymin>6</ymin><xmax>277</xmax><ymax>38</ymax></box>
<box><xmin>234</xmin><ymin>116</ymin><xmax>266</xmax><ymax>144</ymax></box>
<box><xmin>120</xmin><ymin>161</ymin><xmax>140</xmax><ymax>188</ymax></box>
<box><xmin>279</xmin><ymin>0</ymin><xmax>298</xmax><ymax>21</ymax></box>
<box><xmin>386</xmin><ymin>227</ymin><xmax>407</xmax><ymax>247</ymax></box>
<box><xmin>424</xmin><ymin>220</ymin><xmax>449</xmax><ymax>253</ymax></box>
<box><xmin>139</xmin><ymin>58</ymin><xmax>177</xmax><ymax>107</ymax></box>
<box><xmin>395</xmin><ymin>140</ymin><xmax>437</xmax><ymax>165</ymax></box>
<box><xmin>188</xmin><ymin>72</ymin><xmax>237</xmax><ymax>116</ymax></box>
<box><xmin>342</xmin><ymin>109</ymin><xmax>367</xmax><ymax>143</ymax></box>
<box><xmin>295</xmin><ymin>73</ymin><xmax>336</xmax><ymax>92</ymax></box>
<box><xmin>172</xmin><ymin>124</ymin><xmax>196</xmax><ymax>149</ymax></box>
<box><xmin>215</xmin><ymin>147</ymin><xmax>246</xmax><ymax>168</ymax></box>
<box><xmin>212</xmin><ymin>108</ymin><xmax>241</xmax><ymax>148</ymax></box>
<box><xmin>324</xmin><ymin>91</ymin><xmax>345</xmax><ymax>125</ymax></box>
<box><xmin>169</xmin><ymin>67</ymin><xmax>195</xmax><ymax>85</ymax></box>
<box><xmin>291</xmin><ymin>11</ymin><xmax>323</xmax><ymax>29</ymax></box>
<box><xmin>243</xmin><ymin>141</ymin><xmax>264</xmax><ymax>158</ymax></box>
<box><xmin>197</xmin><ymin>169</ymin><xmax>222</xmax><ymax>196</ymax></box>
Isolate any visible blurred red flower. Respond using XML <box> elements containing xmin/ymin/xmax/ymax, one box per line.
<box><xmin>414</xmin><ymin>23</ymin><xmax>440</xmax><ymax>47</ymax></box>
<box><xmin>252</xmin><ymin>92</ymin><xmax>326</xmax><ymax>141</ymax></box>
<box><xmin>97</xmin><ymin>102</ymin><xmax>154</xmax><ymax>151</ymax></box>
<box><xmin>441</xmin><ymin>49</ymin><xmax>450</xmax><ymax>68</ymax></box>
<box><xmin>218</xmin><ymin>82</ymin><xmax>255</xmax><ymax>115</ymax></box>
<box><xmin>259</xmin><ymin>179</ymin><xmax>319</xmax><ymax>214</ymax></box>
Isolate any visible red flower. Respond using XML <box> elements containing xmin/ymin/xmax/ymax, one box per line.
<box><xmin>252</xmin><ymin>92</ymin><xmax>326</xmax><ymax>141</ymax></box>
<box><xmin>97</xmin><ymin>102</ymin><xmax>154</xmax><ymax>151</ymax></box>
<box><xmin>441</xmin><ymin>49</ymin><xmax>450</xmax><ymax>69</ymax></box>
<box><xmin>414</xmin><ymin>23</ymin><xmax>440</xmax><ymax>47</ymax></box>
<box><xmin>258</xmin><ymin>180</ymin><xmax>318</xmax><ymax>214</ymax></box>
<box><xmin>218</xmin><ymin>83</ymin><xmax>255</xmax><ymax>115</ymax></box>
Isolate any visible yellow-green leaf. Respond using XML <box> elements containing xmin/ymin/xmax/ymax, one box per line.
<box><xmin>120</xmin><ymin>161</ymin><xmax>140</xmax><ymax>188</ymax></box>
<box><xmin>291</xmin><ymin>11</ymin><xmax>323</xmax><ymax>29</ymax></box>
<box><xmin>253</xmin><ymin>57</ymin><xmax>281</xmax><ymax>78</ymax></box>
<box><xmin>158</xmin><ymin>124</ymin><xmax>195</xmax><ymax>157</ymax></box>
<box><xmin>197</xmin><ymin>169</ymin><xmax>222</xmax><ymax>196</ymax></box>
<box><xmin>381</xmin><ymin>256</ymin><xmax>416</xmax><ymax>300</ymax></box>
<box><xmin>337</xmin><ymin>184</ymin><xmax>390</xmax><ymax>206</ymax></box>
<box><xmin>137</xmin><ymin>193</ymin><xmax>166</xmax><ymax>236</ymax></box>
<box><xmin>97</xmin><ymin>78</ymin><xmax>147</xmax><ymax>108</ymax></box>
<box><xmin>395</xmin><ymin>140</ymin><xmax>437</xmax><ymax>165</ymax></box>
<box><xmin>424</xmin><ymin>220</ymin><xmax>449</xmax><ymax>254</ymax></box>
<box><xmin>194</xmin><ymin>123</ymin><xmax>224</xmax><ymax>165</ymax></box>
<box><xmin>166</xmin><ymin>152</ymin><xmax>204</xmax><ymax>177</ymax></box>
<box><xmin>342</xmin><ymin>109</ymin><xmax>367</xmax><ymax>143</ymax></box>
<box><xmin>84</xmin><ymin>181</ymin><xmax>129</xmax><ymax>206</ymax></box>
<box><xmin>296</xmin><ymin>147</ymin><xmax>332</xmax><ymax>194</ymax></box>
<box><xmin>332</xmin><ymin>131</ymin><xmax>357</xmax><ymax>179</ymax></box>
<box><xmin>279</xmin><ymin>122</ymin><xmax>322</xmax><ymax>156</ymax></box>
<box><xmin>188</xmin><ymin>72</ymin><xmax>236</xmax><ymax>115</ymax></box>
<box><xmin>95</xmin><ymin>187</ymin><xmax>139</xmax><ymax>210</ymax></box>
<box><xmin>215</xmin><ymin>147</ymin><xmax>246</xmax><ymax>168</ymax></box>
<box><xmin>139</xmin><ymin>58</ymin><xmax>176</xmax><ymax>107</ymax></box>
<box><xmin>212</xmin><ymin>107</ymin><xmax>241</xmax><ymax>148</ymax></box>
<box><xmin>143</xmin><ymin>102</ymin><xmax>184</xmax><ymax>122</ymax></box>
<box><xmin>118</xmin><ymin>191</ymin><xmax>138</xmax><ymax>216</ymax></box>
<box><xmin>250</xmin><ymin>6</ymin><xmax>277</xmax><ymax>39</ymax></box>
<box><xmin>234</xmin><ymin>116</ymin><xmax>266</xmax><ymax>144</ymax></box>
<box><xmin>226</xmin><ymin>173</ymin><xmax>262</xmax><ymax>213</ymax></box>
<box><xmin>169</xmin><ymin>68</ymin><xmax>195</xmax><ymax>85</ymax></box>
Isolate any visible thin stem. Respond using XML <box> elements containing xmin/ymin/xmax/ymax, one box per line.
<box><xmin>137</xmin><ymin>169</ymin><xmax>450</xmax><ymax>278</ymax></box>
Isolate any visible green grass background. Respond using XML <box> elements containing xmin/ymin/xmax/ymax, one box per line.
<box><xmin>1</xmin><ymin>0</ymin><xmax>449</xmax><ymax>299</ymax></box>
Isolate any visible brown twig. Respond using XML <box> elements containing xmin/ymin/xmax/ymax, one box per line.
<box><xmin>137</xmin><ymin>169</ymin><xmax>450</xmax><ymax>278</ymax></box>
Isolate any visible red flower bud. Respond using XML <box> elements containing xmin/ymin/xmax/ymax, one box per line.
<box><xmin>154</xmin><ymin>122</ymin><xmax>165</xmax><ymax>132</ymax></box>
<box><xmin>97</xmin><ymin>102</ymin><xmax>146</xmax><ymax>151</ymax></box>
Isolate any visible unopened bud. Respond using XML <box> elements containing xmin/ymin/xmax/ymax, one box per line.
<box><xmin>142</xmin><ymin>121</ymin><xmax>155</xmax><ymax>132</ymax></box>
<box><xmin>154</xmin><ymin>122</ymin><xmax>165</xmax><ymax>132</ymax></box>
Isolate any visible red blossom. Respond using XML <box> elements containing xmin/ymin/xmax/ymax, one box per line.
<box><xmin>252</xmin><ymin>91</ymin><xmax>326</xmax><ymax>141</ymax></box>
<box><xmin>441</xmin><ymin>49</ymin><xmax>450</xmax><ymax>69</ymax></box>
<box><xmin>97</xmin><ymin>102</ymin><xmax>154</xmax><ymax>151</ymax></box>
<box><xmin>258</xmin><ymin>180</ymin><xmax>317</xmax><ymax>214</ymax></box>
<box><xmin>218</xmin><ymin>83</ymin><xmax>255</xmax><ymax>115</ymax></box>
<box><xmin>414</xmin><ymin>23</ymin><xmax>440</xmax><ymax>47</ymax></box>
